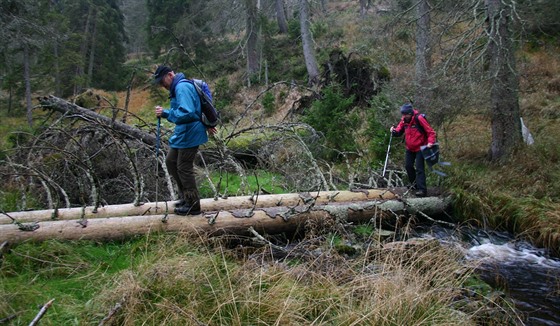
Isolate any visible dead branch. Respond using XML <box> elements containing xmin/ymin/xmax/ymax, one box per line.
<box><xmin>39</xmin><ymin>95</ymin><xmax>160</xmax><ymax>148</ymax></box>
<box><xmin>98</xmin><ymin>296</ymin><xmax>126</xmax><ymax>326</ymax></box>
<box><xmin>29</xmin><ymin>298</ymin><xmax>55</xmax><ymax>326</ymax></box>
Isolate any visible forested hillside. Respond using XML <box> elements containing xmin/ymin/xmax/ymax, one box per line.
<box><xmin>1</xmin><ymin>0</ymin><xmax>560</xmax><ymax>323</ymax></box>
<box><xmin>1</xmin><ymin>0</ymin><xmax>559</xmax><ymax>248</ymax></box>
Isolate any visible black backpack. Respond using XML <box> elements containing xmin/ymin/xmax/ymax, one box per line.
<box><xmin>414</xmin><ymin>113</ymin><xmax>428</xmax><ymax>136</ymax></box>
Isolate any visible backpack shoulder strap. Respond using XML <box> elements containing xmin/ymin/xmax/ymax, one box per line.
<box><xmin>415</xmin><ymin>113</ymin><xmax>427</xmax><ymax>136</ymax></box>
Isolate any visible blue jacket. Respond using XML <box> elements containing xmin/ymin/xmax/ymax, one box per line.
<box><xmin>161</xmin><ymin>73</ymin><xmax>208</xmax><ymax>149</ymax></box>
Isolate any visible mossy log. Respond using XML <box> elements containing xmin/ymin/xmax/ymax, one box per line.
<box><xmin>0</xmin><ymin>189</ymin><xmax>397</xmax><ymax>225</ymax></box>
<box><xmin>0</xmin><ymin>196</ymin><xmax>451</xmax><ymax>244</ymax></box>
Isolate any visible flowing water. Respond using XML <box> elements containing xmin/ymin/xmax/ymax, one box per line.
<box><xmin>410</xmin><ymin>224</ymin><xmax>560</xmax><ymax>326</ymax></box>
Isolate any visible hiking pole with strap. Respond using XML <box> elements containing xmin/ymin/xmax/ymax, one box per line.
<box><xmin>155</xmin><ymin>117</ymin><xmax>161</xmax><ymax>212</ymax></box>
<box><xmin>382</xmin><ymin>132</ymin><xmax>393</xmax><ymax>178</ymax></box>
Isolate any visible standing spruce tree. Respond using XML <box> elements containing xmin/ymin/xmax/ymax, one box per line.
<box><xmin>19</xmin><ymin>0</ymin><xmax>129</xmax><ymax>97</ymax></box>
<box><xmin>486</xmin><ymin>0</ymin><xmax>522</xmax><ymax>160</ymax></box>
<box><xmin>414</xmin><ymin>0</ymin><xmax>432</xmax><ymax>112</ymax></box>
<box><xmin>245</xmin><ymin>0</ymin><xmax>261</xmax><ymax>85</ymax></box>
<box><xmin>62</xmin><ymin>0</ymin><xmax>127</xmax><ymax>94</ymax></box>
<box><xmin>299</xmin><ymin>0</ymin><xmax>319</xmax><ymax>86</ymax></box>
<box><xmin>146</xmin><ymin>0</ymin><xmax>183</xmax><ymax>59</ymax></box>
<box><xmin>120</xmin><ymin>0</ymin><xmax>149</xmax><ymax>56</ymax></box>
<box><xmin>0</xmin><ymin>0</ymin><xmax>52</xmax><ymax>126</ymax></box>
<box><xmin>88</xmin><ymin>0</ymin><xmax>128</xmax><ymax>90</ymax></box>
<box><xmin>146</xmin><ymin>0</ymin><xmax>215</xmax><ymax>66</ymax></box>
<box><xmin>275</xmin><ymin>0</ymin><xmax>288</xmax><ymax>34</ymax></box>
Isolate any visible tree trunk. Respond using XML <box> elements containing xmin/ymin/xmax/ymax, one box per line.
<box><xmin>415</xmin><ymin>0</ymin><xmax>432</xmax><ymax>112</ymax></box>
<box><xmin>0</xmin><ymin>196</ymin><xmax>451</xmax><ymax>244</ymax></box>
<box><xmin>1</xmin><ymin>189</ymin><xmax>397</xmax><ymax>224</ymax></box>
<box><xmin>320</xmin><ymin>0</ymin><xmax>328</xmax><ymax>13</ymax></box>
<box><xmin>275</xmin><ymin>0</ymin><xmax>288</xmax><ymax>34</ymax></box>
<box><xmin>245</xmin><ymin>0</ymin><xmax>260</xmax><ymax>82</ymax></box>
<box><xmin>53</xmin><ymin>39</ymin><xmax>61</xmax><ymax>97</ymax></box>
<box><xmin>38</xmin><ymin>95</ymin><xmax>159</xmax><ymax>148</ymax></box>
<box><xmin>75</xmin><ymin>5</ymin><xmax>93</xmax><ymax>95</ymax></box>
<box><xmin>24</xmin><ymin>44</ymin><xmax>33</xmax><ymax>127</ymax></box>
<box><xmin>300</xmin><ymin>0</ymin><xmax>320</xmax><ymax>86</ymax></box>
<box><xmin>486</xmin><ymin>0</ymin><xmax>522</xmax><ymax>161</ymax></box>
<box><xmin>87</xmin><ymin>11</ymin><xmax>98</xmax><ymax>88</ymax></box>
<box><xmin>122</xmin><ymin>70</ymin><xmax>136</xmax><ymax>123</ymax></box>
<box><xmin>359</xmin><ymin>0</ymin><xmax>368</xmax><ymax>17</ymax></box>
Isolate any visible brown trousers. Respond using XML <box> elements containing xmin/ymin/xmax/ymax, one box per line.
<box><xmin>166</xmin><ymin>147</ymin><xmax>200</xmax><ymax>204</ymax></box>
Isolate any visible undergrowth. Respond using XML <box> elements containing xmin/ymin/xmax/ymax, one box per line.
<box><xmin>442</xmin><ymin>119</ymin><xmax>560</xmax><ymax>254</ymax></box>
<box><xmin>0</xmin><ymin>233</ymin><xmax>520</xmax><ymax>325</ymax></box>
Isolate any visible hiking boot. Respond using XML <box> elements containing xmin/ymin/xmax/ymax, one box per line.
<box><xmin>415</xmin><ymin>190</ymin><xmax>427</xmax><ymax>197</ymax></box>
<box><xmin>174</xmin><ymin>199</ymin><xmax>186</xmax><ymax>207</ymax></box>
<box><xmin>174</xmin><ymin>202</ymin><xmax>201</xmax><ymax>216</ymax></box>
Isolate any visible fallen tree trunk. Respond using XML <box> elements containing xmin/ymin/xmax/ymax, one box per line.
<box><xmin>1</xmin><ymin>189</ymin><xmax>397</xmax><ymax>224</ymax></box>
<box><xmin>38</xmin><ymin>95</ymin><xmax>159</xmax><ymax>147</ymax></box>
<box><xmin>0</xmin><ymin>196</ymin><xmax>451</xmax><ymax>244</ymax></box>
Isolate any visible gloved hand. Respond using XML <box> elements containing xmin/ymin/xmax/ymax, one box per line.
<box><xmin>155</xmin><ymin>106</ymin><xmax>164</xmax><ymax>117</ymax></box>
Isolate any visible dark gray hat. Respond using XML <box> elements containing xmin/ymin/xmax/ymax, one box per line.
<box><xmin>153</xmin><ymin>65</ymin><xmax>172</xmax><ymax>84</ymax></box>
<box><xmin>400</xmin><ymin>103</ymin><xmax>414</xmax><ymax>115</ymax></box>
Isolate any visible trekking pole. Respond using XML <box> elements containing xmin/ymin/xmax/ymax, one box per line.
<box><xmin>382</xmin><ymin>132</ymin><xmax>393</xmax><ymax>178</ymax></box>
<box><xmin>155</xmin><ymin>117</ymin><xmax>161</xmax><ymax>211</ymax></box>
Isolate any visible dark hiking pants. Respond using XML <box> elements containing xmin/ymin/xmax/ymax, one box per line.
<box><xmin>166</xmin><ymin>147</ymin><xmax>200</xmax><ymax>205</ymax></box>
<box><xmin>405</xmin><ymin>149</ymin><xmax>426</xmax><ymax>192</ymax></box>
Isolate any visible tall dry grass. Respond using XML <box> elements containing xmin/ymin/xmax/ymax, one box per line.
<box><xmin>82</xmin><ymin>234</ymin><xmax>518</xmax><ymax>325</ymax></box>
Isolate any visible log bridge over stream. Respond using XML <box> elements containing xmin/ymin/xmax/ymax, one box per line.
<box><xmin>0</xmin><ymin>189</ymin><xmax>451</xmax><ymax>245</ymax></box>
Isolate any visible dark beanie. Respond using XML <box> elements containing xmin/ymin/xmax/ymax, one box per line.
<box><xmin>153</xmin><ymin>65</ymin><xmax>172</xmax><ymax>84</ymax></box>
<box><xmin>400</xmin><ymin>103</ymin><xmax>414</xmax><ymax>115</ymax></box>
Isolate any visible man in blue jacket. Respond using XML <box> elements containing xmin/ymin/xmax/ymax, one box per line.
<box><xmin>154</xmin><ymin>65</ymin><xmax>209</xmax><ymax>215</ymax></box>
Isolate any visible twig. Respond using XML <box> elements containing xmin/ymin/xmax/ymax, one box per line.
<box><xmin>248</xmin><ymin>226</ymin><xmax>285</xmax><ymax>251</ymax></box>
<box><xmin>0</xmin><ymin>241</ymin><xmax>8</xmax><ymax>268</ymax></box>
<box><xmin>207</xmin><ymin>211</ymin><xmax>219</xmax><ymax>225</ymax></box>
<box><xmin>0</xmin><ymin>314</ymin><xmax>17</xmax><ymax>323</ymax></box>
<box><xmin>29</xmin><ymin>298</ymin><xmax>55</xmax><ymax>326</ymax></box>
<box><xmin>98</xmin><ymin>296</ymin><xmax>126</xmax><ymax>326</ymax></box>
<box><xmin>0</xmin><ymin>211</ymin><xmax>39</xmax><ymax>231</ymax></box>
<box><xmin>415</xmin><ymin>210</ymin><xmax>456</xmax><ymax>227</ymax></box>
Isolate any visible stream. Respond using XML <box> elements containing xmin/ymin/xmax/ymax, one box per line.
<box><xmin>410</xmin><ymin>224</ymin><xmax>560</xmax><ymax>326</ymax></box>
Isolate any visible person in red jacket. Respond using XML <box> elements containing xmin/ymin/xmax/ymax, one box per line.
<box><xmin>390</xmin><ymin>103</ymin><xmax>437</xmax><ymax>197</ymax></box>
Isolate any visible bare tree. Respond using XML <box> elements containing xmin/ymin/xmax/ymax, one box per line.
<box><xmin>486</xmin><ymin>0</ymin><xmax>522</xmax><ymax>160</ymax></box>
<box><xmin>300</xmin><ymin>0</ymin><xmax>320</xmax><ymax>86</ymax></box>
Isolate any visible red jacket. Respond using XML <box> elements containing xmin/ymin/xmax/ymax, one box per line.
<box><xmin>392</xmin><ymin>110</ymin><xmax>437</xmax><ymax>152</ymax></box>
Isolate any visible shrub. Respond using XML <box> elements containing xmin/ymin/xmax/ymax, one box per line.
<box><xmin>302</xmin><ymin>86</ymin><xmax>359</xmax><ymax>159</ymax></box>
<box><xmin>262</xmin><ymin>92</ymin><xmax>276</xmax><ymax>116</ymax></box>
